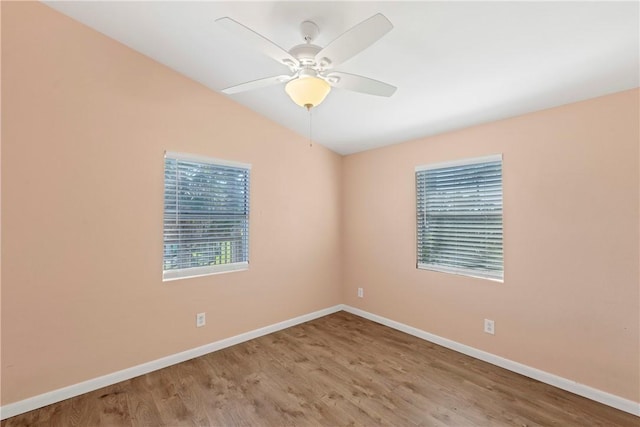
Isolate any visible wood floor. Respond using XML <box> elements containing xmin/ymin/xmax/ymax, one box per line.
<box><xmin>2</xmin><ymin>311</ymin><xmax>638</xmax><ymax>426</ymax></box>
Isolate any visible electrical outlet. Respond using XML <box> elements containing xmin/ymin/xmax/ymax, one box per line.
<box><xmin>357</xmin><ymin>287</ymin><xmax>364</xmax><ymax>298</ymax></box>
<box><xmin>196</xmin><ymin>312</ymin><xmax>206</xmax><ymax>328</ymax></box>
<box><xmin>484</xmin><ymin>319</ymin><xmax>495</xmax><ymax>335</ymax></box>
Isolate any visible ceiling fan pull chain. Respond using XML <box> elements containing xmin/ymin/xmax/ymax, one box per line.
<box><xmin>308</xmin><ymin>108</ymin><xmax>313</xmax><ymax>148</ymax></box>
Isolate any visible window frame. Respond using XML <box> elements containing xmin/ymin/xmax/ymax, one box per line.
<box><xmin>163</xmin><ymin>151</ymin><xmax>251</xmax><ymax>282</ymax></box>
<box><xmin>415</xmin><ymin>154</ymin><xmax>503</xmax><ymax>282</ymax></box>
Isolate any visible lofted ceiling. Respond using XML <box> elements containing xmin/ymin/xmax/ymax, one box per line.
<box><xmin>44</xmin><ymin>1</ymin><xmax>639</xmax><ymax>155</ymax></box>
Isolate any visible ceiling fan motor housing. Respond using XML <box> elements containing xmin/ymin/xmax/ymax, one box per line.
<box><xmin>289</xmin><ymin>43</ymin><xmax>321</xmax><ymax>66</ymax></box>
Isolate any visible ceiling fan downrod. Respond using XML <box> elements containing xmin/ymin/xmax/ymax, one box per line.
<box><xmin>300</xmin><ymin>20</ymin><xmax>319</xmax><ymax>44</ymax></box>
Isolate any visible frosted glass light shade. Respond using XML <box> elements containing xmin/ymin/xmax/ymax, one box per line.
<box><xmin>285</xmin><ymin>77</ymin><xmax>331</xmax><ymax>109</ymax></box>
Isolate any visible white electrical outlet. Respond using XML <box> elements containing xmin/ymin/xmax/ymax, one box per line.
<box><xmin>196</xmin><ymin>312</ymin><xmax>206</xmax><ymax>328</ymax></box>
<box><xmin>357</xmin><ymin>287</ymin><xmax>364</xmax><ymax>298</ymax></box>
<box><xmin>484</xmin><ymin>319</ymin><xmax>495</xmax><ymax>335</ymax></box>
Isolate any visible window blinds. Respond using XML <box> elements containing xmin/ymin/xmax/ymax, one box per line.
<box><xmin>416</xmin><ymin>155</ymin><xmax>503</xmax><ymax>281</ymax></box>
<box><xmin>163</xmin><ymin>152</ymin><xmax>250</xmax><ymax>281</ymax></box>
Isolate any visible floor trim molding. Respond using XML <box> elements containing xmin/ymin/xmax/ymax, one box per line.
<box><xmin>342</xmin><ymin>305</ymin><xmax>640</xmax><ymax>417</ymax></box>
<box><xmin>3</xmin><ymin>304</ymin><xmax>638</xmax><ymax>419</ymax></box>
<box><xmin>0</xmin><ymin>304</ymin><xmax>344</xmax><ymax>420</ymax></box>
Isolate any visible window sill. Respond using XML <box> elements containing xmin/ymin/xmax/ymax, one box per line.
<box><xmin>163</xmin><ymin>262</ymin><xmax>249</xmax><ymax>282</ymax></box>
<box><xmin>417</xmin><ymin>263</ymin><xmax>503</xmax><ymax>283</ymax></box>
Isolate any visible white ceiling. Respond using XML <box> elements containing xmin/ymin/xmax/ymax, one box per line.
<box><xmin>44</xmin><ymin>1</ymin><xmax>639</xmax><ymax>155</ymax></box>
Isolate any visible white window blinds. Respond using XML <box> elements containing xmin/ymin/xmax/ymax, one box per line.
<box><xmin>416</xmin><ymin>155</ymin><xmax>503</xmax><ymax>281</ymax></box>
<box><xmin>163</xmin><ymin>152</ymin><xmax>250</xmax><ymax>281</ymax></box>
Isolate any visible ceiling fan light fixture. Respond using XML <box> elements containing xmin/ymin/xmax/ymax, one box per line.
<box><xmin>285</xmin><ymin>76</ymin><xmax>331</xmax><ymax>110</ymax></box>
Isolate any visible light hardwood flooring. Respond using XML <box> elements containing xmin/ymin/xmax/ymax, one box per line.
<box><xmin>2</xmin><ymin>311</ymin><xmax>638</xmax><ymax>426</ymax></box>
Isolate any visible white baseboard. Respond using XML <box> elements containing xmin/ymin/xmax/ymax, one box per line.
<box><xmin>342</xmin><ymin>305</ymin><xmax>640</xmax><ymax>417</ymax></box>
<box><xmin>3</xmin><ymin>304</ymin><xmax>638</xmax><ymax>419</ymax></box>
<box><xmin>0</xmin><ymin>304</ymin><xmax>344</xmax><ymax>420</ymax></box>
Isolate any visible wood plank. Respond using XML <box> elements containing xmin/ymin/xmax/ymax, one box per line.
<box><xmin>2</xmin><ymin>311</ymin><xmax>638</xmax><ymax>426</ymax></box>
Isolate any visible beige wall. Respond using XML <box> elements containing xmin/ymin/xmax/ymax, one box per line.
<box><xmin>1</xmin><ymin>2</ymin><xmax>342</xmax><ymax>404</ymax></box>
<box><xmin>342</xmin><ymin>89</ymin><xmax>639</xmax><ymax>402</ymax></box>
<box><xmin>2</xmin><ymin>0</ymin><xmax>639</xmax><ymax>409</ymax></box>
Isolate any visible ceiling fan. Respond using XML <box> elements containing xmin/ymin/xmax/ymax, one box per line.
<box><xmin>216</xmin><ymin>13</ymin><xmax>397</xmax><ymax>110</ymax></box>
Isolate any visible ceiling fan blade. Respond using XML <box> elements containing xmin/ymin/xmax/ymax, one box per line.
<box><xmin>315</xmin><ymin>13</ymin><xmax>393</xmax><ymax>68</ymax></box>
<box><xmin>222</xmin><ymin>75</ymin><xmax>293</xmax><ymax>94</ymax></box>
<box><xmin>216</xmin><ymin>17</ymin><xmax>299</xmax><ymax>68</ymax></box>
<box><xmin>325</xmin><ymin>72</ymin><xmax>396</xmax><ymax>97</ymax></box>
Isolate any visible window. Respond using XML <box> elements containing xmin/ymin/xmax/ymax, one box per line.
<box><xmin>163</xmin><ymin>152</ymin><xmax>250</xmax><ymax>281</ymax></box>
<box><xmin>416</xmin><ymin>154</ymin><xmax>503</xmax><ymax>281</ymax></box>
